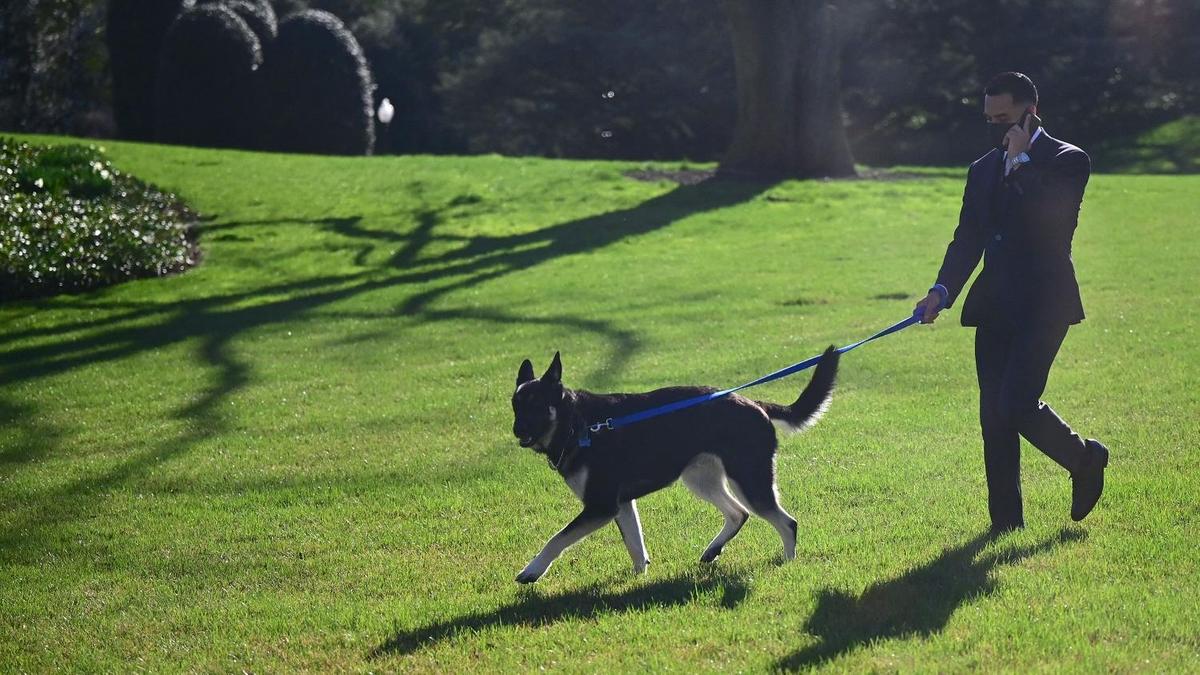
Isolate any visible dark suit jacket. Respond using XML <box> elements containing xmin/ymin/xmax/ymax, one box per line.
<box><xmin>936</xmin><ymin>131</ymin><xmax>1090</xmax><ymax>328</ymax></box>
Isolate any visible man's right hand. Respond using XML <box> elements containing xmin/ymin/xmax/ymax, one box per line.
<box><xmin>915</xmin><ymin>290</ymin><xmax>943</xmax><ymax>324</ymax></box>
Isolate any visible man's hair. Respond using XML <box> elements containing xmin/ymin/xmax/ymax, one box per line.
<box><xmin>984</xmin><ymin>72</ymin><xmax>1039</xmax><ymax>106</ymax></box>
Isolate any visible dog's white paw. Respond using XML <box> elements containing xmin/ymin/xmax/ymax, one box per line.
<box><xmin>632</xmin><ymin>557</ymin><xmax>650</xmax><ymax>574</ymax></box>
<box><xmin>516</xmin><ymin>563</ymin><xmax>547</xmax><ymax>584</ymax></box>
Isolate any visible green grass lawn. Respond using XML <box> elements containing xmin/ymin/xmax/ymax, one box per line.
<box><xmin>1</xmin><ymin>135</ymin><xmax>1197</xmax><ymax>672</ymax></box>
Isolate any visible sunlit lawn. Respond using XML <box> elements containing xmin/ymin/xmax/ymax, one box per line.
<box><xmin>1</xmin><ymin>134</ymin><xmax>1197</xmax><ymax>671</ymax></box>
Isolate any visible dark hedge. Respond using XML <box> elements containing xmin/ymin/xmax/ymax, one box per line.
<box><xmin>107</xmin><ymin>0</ymin><xmax>195</xmax><ymax>141</ymax></box>
<box><xmin>153</xmin><ymin>4</ymin><xmax>263</xmax><ymax>149</ymax></box>
<box><xmin>258</xmin><ymin>10</ymin><xmax>376</xmax><ymax>155</ymax></box>
<box><xmin>197</xmin><ymin>0</ymin><xmax>278</xmax><ymax>44</ymax></box>
<box><xmin>0</xmin><ymin>138</ymin><xmax>198</xmax><ymax>301</ymax></box>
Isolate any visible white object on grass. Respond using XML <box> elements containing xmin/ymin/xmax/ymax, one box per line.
<box><xmin>377</xmin><ymin>98</ymin><xmax>394</xmax><ymax>125</ymax></box>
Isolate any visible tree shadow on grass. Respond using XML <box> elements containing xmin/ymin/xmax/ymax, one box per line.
<box><xmin>0</xmin><ymin>176</ymin><xmax>773</xmax><ymax>557</ymax></box>
<box><xmin>2</xmin><ymin>176</ymin><xmax>773</xmax><ymax>430</ymax></box>
<box><xmin>1</xmin><ymin>176</ymin><xmax>772</xmax><ymax>378</ymax></box>
<box><xmin>0</xmin><ymin>398</ymin><xmax>63</xmax><ymax>468</ymax></box>
<box><xmin>369</xmin><ymin>567</ymin><xmax>752</xmax><ymax>659</ymax></box>
<box><xmin>774</xmin><ymin>527</ymin><xmax>1087</xmax><ymax>671</ymax></box>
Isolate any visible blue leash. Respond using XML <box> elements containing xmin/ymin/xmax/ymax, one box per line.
<box><xmin>578</xmin><ymin>310</ymin><xmax>923</xmax><ymax>446</ymax></box>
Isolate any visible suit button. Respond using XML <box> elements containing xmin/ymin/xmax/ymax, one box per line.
<box><xmin>994</xmin><ymin>234</ymin><xmax>1003</xmax><ymax>241</ymax></box>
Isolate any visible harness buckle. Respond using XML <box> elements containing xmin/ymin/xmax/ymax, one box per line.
<box><xmin>589</xmin><ymin>418</ymin><xmax>615</xmax><ymax>433</ymax></box>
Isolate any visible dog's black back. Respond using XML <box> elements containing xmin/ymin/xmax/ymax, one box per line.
<box><xmin>560</xmin><ymin>387</ymin><xmax>778</xmax><ymax>500</ymax></box>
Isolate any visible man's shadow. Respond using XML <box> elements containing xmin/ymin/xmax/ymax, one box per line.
<box><xmin>775</xmin><ymin>527</ymin><xmax>1086</xmax><ymax>671</ymax></box>
<box><xmin>369</xmin><ymin>568</ymin><xmax>751</xmax><ymax>659</ymax></box>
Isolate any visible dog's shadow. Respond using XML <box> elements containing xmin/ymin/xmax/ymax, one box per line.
<box><xmin>774</xmin><ymin>527</ymin><xmax>1087</xmax><ymax>671</ymax></box>
<box><xmin>369</xmin><ymin>567</ymin><xmax>752</xmax><ymax>659</ymax></box>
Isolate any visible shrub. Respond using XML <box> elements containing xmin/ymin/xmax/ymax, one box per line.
<box><xmin>107</xmin><ymin>0</ymin><xmax>195</xmax><ymax>140</ymax></box>
<box><xmin>153</xmin><ymin>4</ymin><xmax>262</xmax><ymax>149</ymax></box>
<box><xmin>0</xmin><ymin>138</ymin><xmax>198</xmax><ymax>300</ymax></box>
<box><xmin>439</xmin><ymin>0</ymin><xmax>735</xmax><ymax>161</ymax></box>
<box><xmin>258</xmin><ymin>10</ymin><xmax>375</xmax><ymax>155</ymax></box>
<box><xmin>196</xmin><ymin>0</ymin><xmax>278</xmax><ymax>44</ymax></box>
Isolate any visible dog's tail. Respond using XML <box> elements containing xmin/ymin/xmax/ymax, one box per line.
<box><xmin>756</xmin><ymin>346</ymin><xmax>839</xmax><ymax>435</ymax></box>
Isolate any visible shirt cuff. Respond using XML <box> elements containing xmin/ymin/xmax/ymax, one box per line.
<box><xmin>929</xmin><ymin>284</ymin><xmax>949</xmax><ymax>310</ymax></box>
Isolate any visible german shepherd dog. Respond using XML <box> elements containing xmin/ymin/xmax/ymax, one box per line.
<box><xmin>510</xmin><ymin>348</ymin><xmax>839</xmax><ymax>583</ymax></box>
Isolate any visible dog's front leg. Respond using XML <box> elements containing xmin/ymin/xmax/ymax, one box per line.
<box><xmin>516</xmin><ymin>505</ymin><xmax>617</xmax><ymax>584</ymax></box>
<box><xmin>615</xmin><ymin>500</ymin><xmax>649</xmax><ymax>573</ymax></box>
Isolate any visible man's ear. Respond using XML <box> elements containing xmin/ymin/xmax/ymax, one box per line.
<box><xmin>542</xmin><ymin>351</ymin><xmax>562</xmax><ymax>384</ymax></box>
<box><xmin>517</xmin><ymin>359</ymin><xmax>535</xmax><ymax>387</ymax></box>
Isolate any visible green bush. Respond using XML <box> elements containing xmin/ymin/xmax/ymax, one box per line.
<box><xmin>1091</xmin><ymin>116</ymin><xmax>1200</xmax><ymax>174</ymax></box>
<box><xmin>197</xmin><ymin>0</ymin><xmax>278</xmax><ymax>44</ymax></box>
<box><xmin>258</xmin><ymin>10</ymin><xmax>376</xmax><ymax>155</ymax></box>
<box><xmin>0</xmin><ymin>139</ymin><xmax>198</xmax><ymax>300</ymax></box>
<box><xmin>107</xmin><ymin>0</ymin><xmax>195</xmax><ymax>140</ymax></box>
<box><xmin>154</xmin><ymin>5</ymin><xmax>263</xmax><ymax>149</ymax></box>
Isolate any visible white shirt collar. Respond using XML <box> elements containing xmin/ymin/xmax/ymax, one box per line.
<box><xmin>1030</xmin><ymin>126</ymin><xmax>1045</xmax><ymax>146</ymax></box>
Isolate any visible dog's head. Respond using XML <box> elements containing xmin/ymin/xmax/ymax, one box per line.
<box><xmin>512</xmin><ymin>352</ymin><xmax>565</xmax><ymax>449</ymax></box>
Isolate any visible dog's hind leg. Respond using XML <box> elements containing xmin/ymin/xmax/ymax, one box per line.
<box><xmin>727</xmin><ymin>464</ymin><xmax>798</xmax><ymax>561</ymax></box>
<box><xmin>615</xmin><ymin>500</ymin><xmax>650</xmax><ymax>573</ymax></box>
<box><xmin>682</xmin><ymin>455</ymin><xmax>750</xmax><ymax>563</ymax></box>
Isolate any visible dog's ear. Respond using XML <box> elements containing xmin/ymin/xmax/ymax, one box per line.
<box><xmin>516</xmin><ymin>359</ymin><xmax>535</xmax><ymax>387</ymax></box>
<box><xmin>542</xmin><ymin>351</ymin><xmax>562</xmax><ymax>384</ymax></box>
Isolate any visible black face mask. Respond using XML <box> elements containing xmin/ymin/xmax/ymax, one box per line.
<box><xmin>987</xmin><ymin>121</ymin><xmax>1015</xmax><ymax>150</ymax></box>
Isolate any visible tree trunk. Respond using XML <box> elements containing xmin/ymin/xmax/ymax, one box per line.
<box><xmin>720</xmin><ymin>0</ymin><xmax>856</xmax><ymax>178</ymax></box>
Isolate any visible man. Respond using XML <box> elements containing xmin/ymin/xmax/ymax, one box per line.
<box><xmin>913</xmin><ymin>72</ymin><xmax>1109</xmax><ymax>534</ymax></box>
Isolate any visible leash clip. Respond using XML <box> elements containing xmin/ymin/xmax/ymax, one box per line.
<box><xmin>580</xmin><ymin>418</ymin><xmax>613</xmax><ymax>448</ymax></box>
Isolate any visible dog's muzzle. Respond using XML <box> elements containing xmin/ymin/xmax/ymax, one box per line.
<box><xmin>514</xmin><ymin>426</ymin><xmax>537</xmax><ymax>447</ymax></box>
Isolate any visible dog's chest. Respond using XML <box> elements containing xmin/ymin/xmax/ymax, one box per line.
<box><xmin>564</xmin><ymin>467</ymin><xmax>589</xmax><ymax>501</ymax></box>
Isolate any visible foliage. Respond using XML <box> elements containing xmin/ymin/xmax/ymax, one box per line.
<box><xmin>323</xmin><ymin>1</ymin><xmax>489</xmax><ymax>154</ymax></box>
<box><xmin>107</xmin><ymin>0</ymin><xmax>194</xmax><ymax>140</ymax></box>
<box><xmin>276</xmin><ymin>0</ymin><xmax>1199</xmax><ymax>163</ymax></box>
<box><xmin>437</xmin><ymin>0</ymin><xmax>735</xmax><ymax>161</ymax></box>
<box><xmin>3</xmin><ymin>0</ymin><xmax>1198</xmax><ymax>164</ymax></box>
<box><xmin>839</xmin><ymin>0</ymin><xmax>1200</xmax><ymax>165</ymax></box>
<box><xmin>197</xmin><ymin>0</ymin><xmax>277</xmax><ymax>43</ymax></box>
<box><xmin>258</xmin><ymin>9</ymin><xmax>375</xmax><ymax>155</ymax></box>
<box><xmin>0</xmin><ymin>138</ymin><xmax>196</xmax><ymax>299</ymax></box>
<box><xmin>1</xmin><ymin>0</ymin><xmax>111</xmax><ymax>136</ymax></box>
<box><xmin>1091</xmin><ymin>115</ymin><xmax>1200</xmax><ymax>173</ymax></box>
<box><xmin>153</xmin><ymin>4</ymin><xmax>262</xmax><ymax>149</ymax></box>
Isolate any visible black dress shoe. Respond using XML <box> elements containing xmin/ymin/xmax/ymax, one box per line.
<box><xmin>1071</xmin><ymin>439</ymin><xmax>1109</xmax><ymax>521</ymax></box>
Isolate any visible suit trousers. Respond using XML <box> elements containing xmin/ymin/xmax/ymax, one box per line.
<box><xmin>974</xmin><ymin>322</ymin><xmax>1087</xmax><ymax>529</ymax></box>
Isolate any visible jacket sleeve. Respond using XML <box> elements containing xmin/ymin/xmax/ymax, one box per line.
<box><xmin>933</xmin><ymin>164</ymin><xmax>986</xmax><ymax>308</ymax></box>
<box><xmin>1008</xmin><ymin>147</ymin><xmax>1091</xmax><ymax>257</ymax></box>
